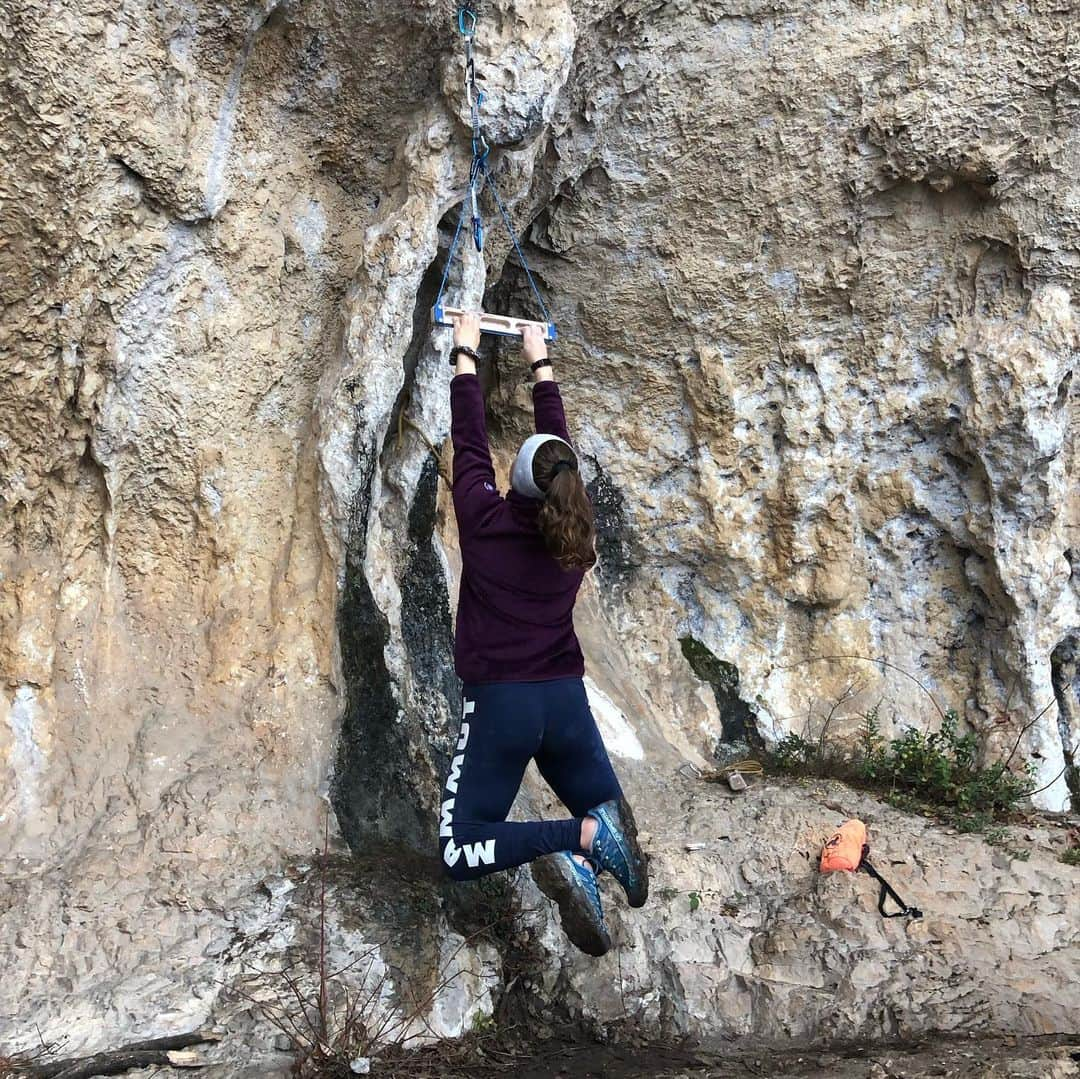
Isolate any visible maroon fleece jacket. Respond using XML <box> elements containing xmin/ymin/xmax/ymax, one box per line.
<box><xmin>449</xmin><ymin>372</ymin><xmax>587</xmax><ymax>684</ymax></box>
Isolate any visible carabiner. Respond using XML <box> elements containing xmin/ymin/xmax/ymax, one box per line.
<box><xmin>458</xmin><ymin>6</ymin><xmax>477</xmax><ymax>37</ymax></box>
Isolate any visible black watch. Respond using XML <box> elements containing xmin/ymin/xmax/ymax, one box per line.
<box><xmin>530</xmin><ymin>358</ymin><xmax>553</xmax><ymax>372</ymax></box>
<box><xmin>450</xmin><ymin>345</ymin><xmax>481</xmax><ymax>368</ymax></box>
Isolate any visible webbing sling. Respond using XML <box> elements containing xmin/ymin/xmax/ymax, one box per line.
<box><xmin>859</xmin><ymin>853</ymin><xmax>923</xmax><ymax>920</ymax></box>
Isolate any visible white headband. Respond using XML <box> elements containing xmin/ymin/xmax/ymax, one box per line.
<box><xmin>510</xmin><ymin>434</ymin><xmax>573</xmax><ymax>499</ymax></box>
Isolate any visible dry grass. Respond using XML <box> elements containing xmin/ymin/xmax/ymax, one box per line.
<box><xmin>229</xmin><ymin>808</ymin><xmax>519</xmax><ymax>1077</ymax></box>
<box><xmin>0</xmin><ymin>1028</ymin><xmax>67</xmax><ymax>1078</ymax></box>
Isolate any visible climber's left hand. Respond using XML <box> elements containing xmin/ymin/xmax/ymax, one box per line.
<box><xmin>453</xmin><ymin>313</ymin><xmax>481</xmax><ymax>351</ymax></box>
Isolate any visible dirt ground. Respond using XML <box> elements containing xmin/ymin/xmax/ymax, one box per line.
<box><xmin>372</xmin><ymin>1032</ymin><xmax>1080</xmax><ymax>1079</ymax></box>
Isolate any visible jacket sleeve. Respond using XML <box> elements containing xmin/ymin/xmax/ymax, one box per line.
<box><xmin>450</xmin><ymin>372</ymin><xmax>503</xmax><ymax>535</ymax></box>
<box><xmin>532</xmin><ymin>378</ymin><xmax>593</xmax><ymax>506</ymax></box>
<box><xmin>532</xmin><ymin>379</ymin><xmax>572</xmax><ymax>444</ymax></box>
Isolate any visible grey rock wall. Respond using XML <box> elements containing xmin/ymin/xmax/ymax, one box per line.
<box><xmin>1</xmin><ymin>0</ymin><xmax>1078</xmax><ymax>1064</ymax></box>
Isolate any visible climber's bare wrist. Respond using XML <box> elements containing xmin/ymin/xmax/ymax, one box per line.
<box><xmin>532</xmin><ymin>364</ymin><xmax>554</xmax><ymax>383</ymax></box>
<box><xmin>454</xmin><ymin>356</ymin><xmax>478</xmax><ymax>376</ymax></box>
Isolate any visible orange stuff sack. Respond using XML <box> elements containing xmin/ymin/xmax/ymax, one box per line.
<box><xmin>820</xmin><ymin>819</ymin><xmax>867</xmax><ymax>873</ymax></box>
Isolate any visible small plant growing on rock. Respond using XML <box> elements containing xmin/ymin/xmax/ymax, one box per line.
<box><xmin>770</xmin><ymin>732</ymin><xmax>817</xmax><ymax>772</ymax></box>
<box><xmin>770</xmin><ymin>702</ymin><xmax>1037</xmax><ymax>839</ymax></box>
<box><xmin>860</xmin><ymin>709</ymin><xmax>1035</xmax><ymax>822</ymax></box>
<box><xmin>858</xmin><ymin>707</ymin><xmax>885</xmax><ymax>764</ymax></box>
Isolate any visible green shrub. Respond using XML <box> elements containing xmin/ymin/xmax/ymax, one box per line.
<box><xmin>768</xmin><ymin>706</ymin><xmax>1036</xmax><ymax>836</ymax></box>
<box><xmin>771</xmin><ymin>732</ymin><xmax>817</xmax><ymax>772</ymax></box>
<box><xmin>1061</xmin><ymin>846</ymin><xmax>1080</xmax><ymax>867</ymax></box>
<box><xmin>859</xmin><ymin>710</ymin><xmax>1034</xmax><ymax>815</ymax></box>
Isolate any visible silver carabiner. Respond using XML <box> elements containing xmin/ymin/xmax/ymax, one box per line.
<box><xmin>464</xmin><ymin>41</ymin><xmax>475</xmax><ymax>108</ymax></box>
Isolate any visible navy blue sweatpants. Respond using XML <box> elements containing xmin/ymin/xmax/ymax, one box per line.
<box><xmin>439</xmin><ymin>677</ymin><xmax>623</xmax><ymax>881</ymax></box>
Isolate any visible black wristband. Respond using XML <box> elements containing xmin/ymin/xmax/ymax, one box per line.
<box><xmin>530</xmin><ymin>358</ymin><xmax>553</xmax><ymax>372</ymax></box>
<box><xmin>450</xmin><ymin>345</ymin><xmax>481</xmax><ymax>368</ymax></box>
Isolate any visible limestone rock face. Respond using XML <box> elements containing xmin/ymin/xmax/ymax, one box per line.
<box><xmin>1</xmin><ymin>0</ymin><xmax>1078</xmax><ymax>1064</ymax></box>
<box><xmin>530</xmin><ymin>778</ymin><xmax>1080</xmax><ymax>1041</ymax></box>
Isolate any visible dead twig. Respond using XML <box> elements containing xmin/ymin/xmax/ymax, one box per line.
<box><xmin>818</xmin><ymin>679</ymin><xmax>862</xmax><ymax>758</ymax></box>
<box><xmin>776</xmin><ymin>653</ymin><xmax>948</xmax><ymax>721</ymax></box>
<box><xmin>229</xmin><ymin>804</ymin><xmax>510</xmax><ymax>1075</ymax></box>
<box><xmin>1028</xmin><ymin>742</ymin><xmax>1080</xmax><ymax>797</ymax></box>
<box><xmin>396</xmin><ymin>409</ymin><xmax>451</xmax><ymax>486</ymax></box>
<box><xmin>0</xmin><ymin>1027</ymin><xmax>67</xmax><ymax>1079</ymax></box>
<box><xmin>1002</xmin><ymin>697</ymin><xmax>1058</xmax><ymax>767</ymax></box>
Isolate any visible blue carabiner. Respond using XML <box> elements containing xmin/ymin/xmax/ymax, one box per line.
<box><xmin>458</xmin><ymin>6</ymin><xmax>477</xmax><ymax>36</ymax></box>
<box><xmin>473</xmin><ymin>218</ymin><xmax>484</xmax><ymax>252</ymax></box>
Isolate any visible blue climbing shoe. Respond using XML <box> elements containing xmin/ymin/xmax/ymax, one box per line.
<box><xmin>586</xmin><ymin>798</ymin><xmax>649</xmax><ymax>908</ymax></box>
<box><xmin>531</xmin><ymin>852</ymin><xmax>611</xmax><ymax>957</ymax></box>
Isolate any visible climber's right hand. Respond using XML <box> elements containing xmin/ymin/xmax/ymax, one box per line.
<box><xmin>522</xmin><ymin>324</ymin><xmax>549</xmax><ymax>368</ymax></box>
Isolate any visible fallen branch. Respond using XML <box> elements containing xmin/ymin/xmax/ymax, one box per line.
<box><xmin>25</xmin><ymin>1030</ymin><xmax>219</xmax><ymax>1079</ymax></box>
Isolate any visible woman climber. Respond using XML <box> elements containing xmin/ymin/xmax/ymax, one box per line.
<box><xmin>437</xmin><ymin>313</ymin><xmax>649</xmax><ymax>957</ymax></box>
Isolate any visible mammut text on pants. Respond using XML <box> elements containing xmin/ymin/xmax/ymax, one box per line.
<box><xmin>440</xmin><ymin>700</ymin><xmax>498</xmax><ymax>871</ymax></box>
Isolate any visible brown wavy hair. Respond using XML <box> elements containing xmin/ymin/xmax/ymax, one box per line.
<box><xmin>533</xmin><ymin>440</ymin><xmax>597</xmax><ymax>571</ymax></box>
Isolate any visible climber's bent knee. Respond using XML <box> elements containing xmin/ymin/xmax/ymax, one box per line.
<box><xmin>440</xmin><ymin>837</ymin><xmax>472</xmax><ymax>882</ymax></box>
